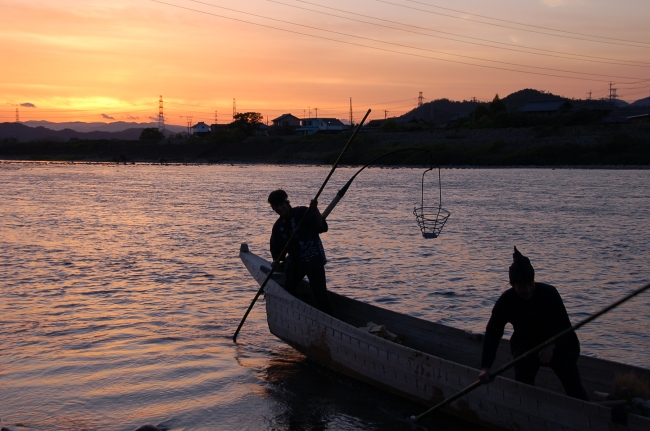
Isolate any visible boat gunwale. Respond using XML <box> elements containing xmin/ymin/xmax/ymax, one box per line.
<box><xmin>239</xmin><ymin>248</ymin><xmax>650</xmax><ymax>430</ymax></box>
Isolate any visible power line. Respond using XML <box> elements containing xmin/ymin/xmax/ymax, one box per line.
<box><xmin>290</xmin><ymin>0</ymin><xmax>650</xmax><ymax>67</ymax></box>
<box><xmin>401</xmin><ymin>0</ymin><xmax>650</xmax><ymax>46</ymax></box>
<box><xmin>166</xmin><ymin>97</ymin><xmax>418</xmax><ymax>112</ymax></box>
<box><xmin>161</xmin><ymin>0</ymin><xmax>646</xmax><ymax>83</ymax></box>
<box><xmin>375</xmin><ymin>0</ymin><xmax>650</xmax><ymax>49</ymax></box>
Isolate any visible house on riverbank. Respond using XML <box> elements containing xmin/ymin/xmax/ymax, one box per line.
<box><xmin>295</xmin><ymin>118</ymin><xmax>345</xmax><ymax>135</ymax></box>
<box><xmin>272</xmin><ymin>114</ymin><xmax>300</xmax><ymax>128</ymax></box>
<box><xmin>192</xmin><ymin>122</ymin><xmax>210</xmax><ymax>136</ymax></box>
<box><xmin>271</xmin><ymin>114</ymin><xmax>300</xmax><ymax>135</ymax></box>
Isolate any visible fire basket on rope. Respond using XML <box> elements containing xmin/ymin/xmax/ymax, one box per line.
<box><xmin>413</xmin><ymin>166</ymin><xmax>450</xmax><ymax>239</ymax></box>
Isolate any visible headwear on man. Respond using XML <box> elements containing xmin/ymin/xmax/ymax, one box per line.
<box><xmin>509</xmin><ymin>246</ymin><xmax>535</xmax><ymax>284</ymax></box>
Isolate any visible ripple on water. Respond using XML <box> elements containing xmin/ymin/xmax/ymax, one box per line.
<box><xmin>1</xmin><ymin>165</ymin><xmax>649</xmax><ymax>431</ymax></box>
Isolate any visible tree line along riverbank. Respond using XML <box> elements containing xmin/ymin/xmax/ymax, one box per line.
<box><xmin>1</xmin><ymin>123</ymin><xmax>649</xmax><ymax>166</ymax></box>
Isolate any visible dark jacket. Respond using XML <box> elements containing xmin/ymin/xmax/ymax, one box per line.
<box><xmin>481</xmin><ymin>282</ymin><xmax>580</xmax><ymax>369</ymax></box>
<box><xmin>270</xmin><ymin>206</ymin><xmax>328</xmax><ymax>273</ymax></box>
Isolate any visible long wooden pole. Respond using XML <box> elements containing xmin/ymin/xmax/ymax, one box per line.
<box><xmin>322</xmin><ymin>147</ymin><xmax>434</xmax><ymax>218</ymax></box>
<box><xmin>232</xmin><ymin>109</ymin><xmax>371</xmax><ymax>342</ymax></box>
<box><xmin>411</xmin><ymin>281</ymin><xmax>650</xmax><ymax>423</ymax></box>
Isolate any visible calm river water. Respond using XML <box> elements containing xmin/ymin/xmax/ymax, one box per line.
<box><xmin>1</xmin><ymin>163</ymin><xmax>649</xmax><ymax>431</ymax></box>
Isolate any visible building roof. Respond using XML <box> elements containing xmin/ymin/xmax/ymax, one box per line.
<box><xmin>272</xmin><ymin>113</ymin><xmax>300</xmax><ymax>122</ymax></box>
<box><xmin>192</xmin><ymin>121</ymin><xmax>209</xmax><ymax>128</ymax></box>
<box><xmin>519</xmin><ymin>100</ymin><xmax>571</xmax><ymax>113</ymax></box>
<box><xmin>318</xmin><ymin>118</ymin><xmax>345</xmax><ymax>126</ymax></box>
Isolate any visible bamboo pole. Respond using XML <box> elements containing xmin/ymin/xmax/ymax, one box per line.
<box><xmin>232</xmin><ymin>109</ymin><xmax>371</xmax><ymax>342</ymax></box>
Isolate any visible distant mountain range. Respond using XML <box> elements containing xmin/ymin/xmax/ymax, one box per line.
<box><xmin>22</xmin><ymin>120</ymin><xmax>185</xmax><ymax>134</ymax></box>
<box><xmin>0</xmin><ymin>121</ymin><xmax>187</xmax><ymax>142</ymax></box>
<box><xmin>0</xmin><ymin>123</ymin><xmax>146</xmax><ymax>142</ymax></box>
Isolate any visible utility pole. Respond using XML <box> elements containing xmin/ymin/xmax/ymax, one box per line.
<box><xmin>15</xmin><ymin>108</ymin><xmax>19</xmax><ymax>123</ymax></box>
<box><xmin>314</xmin><ymin>108</ymin><xmax>318</xmax><ymax>118</ymax></box>
<box><xmin>349</xmin><ymin>97</ymin><xmax>353</xmax><ymax>126</ymax></box>
<box><xmin>158</xmin><ymin>95</ymin><xmax>165</xmax><ymax>131</ymax></box>
<box><xmin>609</xmin><ymin>82</ymin><xmax>618</xmax><ymax>107</ymax></box>
<box><xmin>233</xmin><ymin>98</ymin><xmax>236</xmax><ymax>120</ymax></box>
<box><xmin>308</xmin><ymin>106</ymin><xmax>311</xmax><ymax>118</ymax></box>
<box><xmin>418</xmin><ymin>91</ymin><xmax>423</xmax><ymax>107</ymax></box>
<box><xmin>384</xmin><ymin>110</ymin><xmax>388</xmax><ymax>119</ymax></box>
<box><xmin>215</xmin><ymin>110</ymin><xmax>218</xmax><ymax>125</ymax></box>
<box><xmin>586</xmin><ymin>91</ymin><xmax>592</xmax><ymax>101</ymax></box>
<box><xmin>187</xmin><ymin>116</ymin><xmax>193</xmax><ymax>136</ymax></box>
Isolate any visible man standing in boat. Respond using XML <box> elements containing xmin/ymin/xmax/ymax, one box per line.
<box><xmin>479</xmin><ymin>247</ymin><xmax>589</xmax><ymax>400</ymax></box>
<box><xmin>268</xmin><ymin>189</ymin><xmax>334</xmax><ymax>315</ymax></box>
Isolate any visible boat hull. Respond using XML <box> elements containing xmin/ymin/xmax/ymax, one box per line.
<box><xmin>240</xmin><ymin>247</ymin><xmax>650</xmax><ymax>431</ymax></box>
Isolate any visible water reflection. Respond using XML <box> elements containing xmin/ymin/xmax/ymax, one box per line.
<box><xmin>1</xmin><ymin>164</ymin><xmax>648</xmax><ymax>431</ymax></box>
<box><xmin>256</xmin><ymin>346</ymin><xmax>489</xmax><ymax>431</ymax></box>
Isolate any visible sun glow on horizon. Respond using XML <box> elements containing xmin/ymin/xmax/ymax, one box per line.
<box><xmin>1</xmin><ymin>0</ymin><xmax>649</xmax><ymax>125</ymax></box>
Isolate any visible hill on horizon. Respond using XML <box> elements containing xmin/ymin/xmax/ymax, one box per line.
<box><xmin>632</xmin><ymin>96</ymin><xmax>650</xmax><ymax>107</ymax></box>
<box><xmin>22</xmin><ymin>120</ymin><xmax>185</xmax><ymax>134</ymax></box>
<box><xmin>0</xmin><ymin>122</ymin><xmax>153</xmax><ymax>142</ymax></box>
<box><xmin>400</xmin><ymin>98</ymin><xmax>479</xmax><ymax>124</ymax></box>
<box><xmin>399</xmin><ymin>88</ymin><xmax>644</xmax><ymax>124</ymax></box>
<box><xmin>400</xmin><ymin>89</ymin><xmax>568</xmax><ymax>124</ymax></box>
<box><xmin>501</xmin><ymin>88</ymin><xmax>567</xmax><ymax>111</ymax></box>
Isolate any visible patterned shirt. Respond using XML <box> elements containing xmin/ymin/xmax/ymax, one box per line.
<box><xmin>270</xmin><ymin>206</ymin><xmax>328</xmax><ymax>272</ymax></box>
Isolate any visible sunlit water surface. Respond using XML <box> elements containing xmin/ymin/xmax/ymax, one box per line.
<box><xmin>1</xmin><ymin>163</ymin><xmax>649</xmax><ymax>431</ymax></box>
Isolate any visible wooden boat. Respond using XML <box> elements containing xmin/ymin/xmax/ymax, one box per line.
<box><xmin>239</xmin><ymin>244</ymin><xmax>650</xmax><ymax>430</ymax></box>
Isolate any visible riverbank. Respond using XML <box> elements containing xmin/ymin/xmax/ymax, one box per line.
<box><xmin>1</xmin><ymin>123</ymin><xmax>648</xmax><ymax>166</ymax></box>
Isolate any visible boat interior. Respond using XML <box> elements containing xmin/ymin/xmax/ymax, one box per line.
<box><xmin>262</xmin><ymin>265</ymin><xmax>650</xmax><ymax>405</ymax></box>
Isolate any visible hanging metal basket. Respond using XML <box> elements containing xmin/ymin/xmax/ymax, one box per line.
<box><xmin>413</xmin><ymin>205</ymin><xmax>450</xmax><ymax>239</ymax></box>
<box><xmin>413</xmin><ymin>166</ymin><xmax>450</xmax><ymax>239</ymax></box>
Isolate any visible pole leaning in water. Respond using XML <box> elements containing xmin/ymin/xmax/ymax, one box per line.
<box><xmin>232</xmin><ymin>109</ymin><xmax>371</xmax><ymax>343</ymax></box>
<box><xmin>410</xmin><ymin>281</ymin><xmax>650</xmax><ymax>424</ymax></box>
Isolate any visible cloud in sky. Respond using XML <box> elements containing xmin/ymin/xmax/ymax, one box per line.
<box><xmin>2</xmin><ymin>0</ymin><xmax>648</xmax><ymax>121</ymax></box>
<box><xmin>101</xmin><ymin>113</ymin><xmax>115</xmax><ymax>120</ymax></box>
<box><xmin>125</xmin><ymin>115</ymin><xmax>139</xmax><ymax>120</ymax></box>
<box><xmin>147</xmin><ymin>116</ymin><xmax>158</xmax><ymax>121</ymax></box>
<box><xmin>20</xmin><ymin>102</ymin><xmax>36</xmax><ymax>108</ymax></box>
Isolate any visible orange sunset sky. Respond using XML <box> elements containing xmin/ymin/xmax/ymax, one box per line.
<box><xmin>1</xmin><ymin>0</ymin><xmax>649</xmax><ymax>126</ymax></box>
